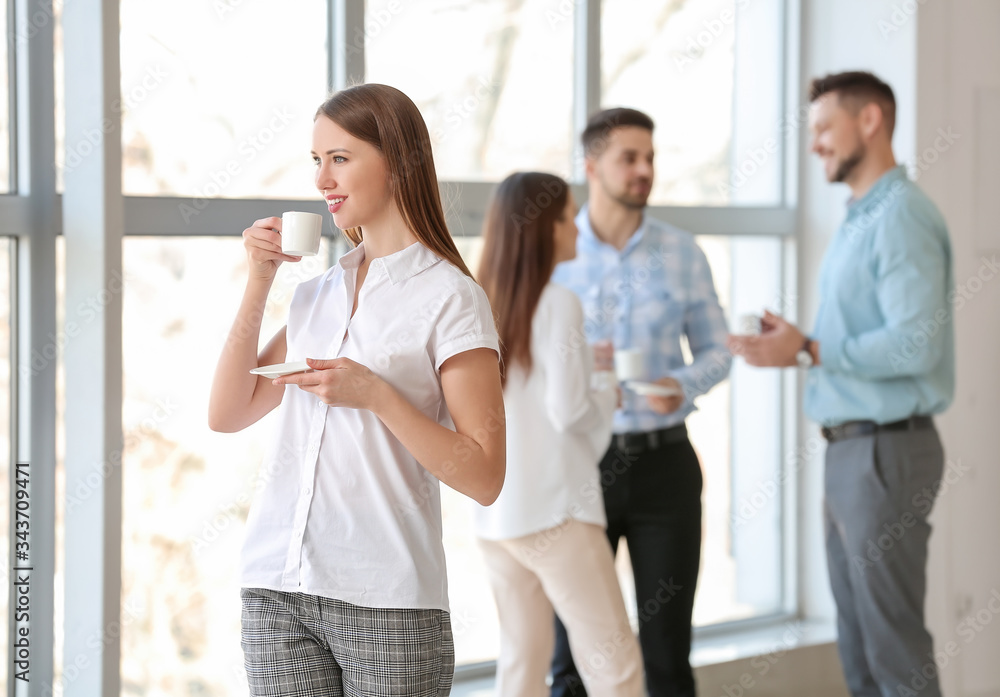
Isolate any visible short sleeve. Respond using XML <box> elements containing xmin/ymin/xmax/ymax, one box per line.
<box><xmin>429</xmin><ymin>275</ymin><xmax>500</xmax><ymax>370</ymax></box>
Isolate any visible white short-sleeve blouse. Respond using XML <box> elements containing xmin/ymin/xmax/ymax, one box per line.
<box><xmin>239</xmin><ymin>241</ymin><xmax>499</xmax><ymax>611</ymax></box>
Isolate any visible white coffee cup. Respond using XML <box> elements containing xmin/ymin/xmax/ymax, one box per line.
<box><xmin>613</xmin><ymin>348</ymin><xmax>644</xmax><ymax>381</ymax></box>
<box><xmin>281</xmin><ymin>211</ymin><xmax>323</xmax><ymax>256</ymax></box>
<box><xmin>736</xmin><ymin>313</ymin><xmax>762</xmax><ymax>335</ymax></box>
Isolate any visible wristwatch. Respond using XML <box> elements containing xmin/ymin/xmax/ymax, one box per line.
<box><xmin>796</xmin><ymin>337</ymin><xmax>814</xmax><ymax>368</ymax></box>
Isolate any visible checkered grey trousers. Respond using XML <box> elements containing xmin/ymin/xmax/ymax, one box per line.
<box><xmin>241</xmin><ymin>588</ymin><xmax>455</xmax><ymax>696</ymax></box>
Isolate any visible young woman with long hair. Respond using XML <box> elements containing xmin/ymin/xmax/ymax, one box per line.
<box><xmin>474</xmin><ymin>172</ymin><xmax>643</xmax><ymax>697</ymax></box>
<box><xmin>209</xmin><ymin>83</ymin><xmax>505</xmax><ymax>697</ymax></box>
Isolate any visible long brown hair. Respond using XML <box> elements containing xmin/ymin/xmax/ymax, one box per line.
<box><xmin>315</xmin><ymin>84</ymin><xmax>472</xmax><ymax>277</ymax></box>
<box><xmin>477</xmin><ymin>172</ymin><xmax>569</xmax><ymax>387</ymax></box>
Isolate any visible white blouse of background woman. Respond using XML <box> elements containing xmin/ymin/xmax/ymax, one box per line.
<box><xmin>475</xmin><ymin>283</ymin><xmax>616</xmax><ymax>541</ymax></box>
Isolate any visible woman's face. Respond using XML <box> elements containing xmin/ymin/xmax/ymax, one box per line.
<box><xmin>552</xmin><ymin>191</ymin><xmax>579</xmax><ymax>264</ymax></box>
<box><xmin>312</xmin><ymin>114</ymin><xmax>393</xmax><ymax>231</ymax></box>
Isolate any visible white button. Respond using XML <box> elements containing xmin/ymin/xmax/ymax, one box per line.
<box><xmin>317</xmin><ymin>400</ymin><xmax>325</xmax><ymax>408</ymax></box>
<box><xmin>303</xmin><ymin>487</ymin><xmax>312</xmax><ymax>496</ymax></box>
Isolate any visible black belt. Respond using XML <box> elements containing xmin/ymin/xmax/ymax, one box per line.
<box><xmin>821</xmin><ymin>415</ymin><xmax>934</xmax><ymax>443</ymax></box>
<box><xmin>613</xmin><ymin>424</ymin><xmax>688</xmax><ymax>453</ymax></box>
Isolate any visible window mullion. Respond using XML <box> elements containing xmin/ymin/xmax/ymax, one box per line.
<box><xmin>572</xmin><ymin>0</ymin><xmax>600</xmax><ymax>183</ymax></box>
<box><xmin>62</xmin><ymin>0</ymin><xmax>125</xmax><ymax>694</ymax></box>
<box><xmin>13</xmin><ymin>0</ymin><xmax>58</xmax><ymax>693</ymax></box>
<box><xmin>330</xmin><ymin>0</ymin><xmax>366</xmax><ymax>92</ymax></box>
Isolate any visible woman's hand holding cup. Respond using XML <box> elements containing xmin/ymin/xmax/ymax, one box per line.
<box><xmin>242</xmin><ymin>216</ymin><xmax>303</xmax><ymax>282</ymax></box>
<box><xmin>592</xmin><ymin>340</ymin><xmax>615</xmax><ymax>373</ymax></box>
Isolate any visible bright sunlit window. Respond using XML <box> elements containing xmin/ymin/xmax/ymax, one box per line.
<box><xmin>116</xmin><ymin>0</ymin><xmax>327</xmax><ymax>200</ymax></box>
<box><xmin>365</xmin><ymin>0</ymin><xmax>574</xmax><ymax>181</ymax></box>
<box><xmin>602</xmin><ymin>0</ymin><xmax>784</xmax><ymax>205</ymax></box>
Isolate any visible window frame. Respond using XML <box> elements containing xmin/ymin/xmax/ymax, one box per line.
<box><xmin>5</xmin><ymin>1</ymin><xmax>60</xmax><ymax>696</ymax></box>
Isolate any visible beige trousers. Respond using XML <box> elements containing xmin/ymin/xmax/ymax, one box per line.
<box><xmin>478</xmin><ymin>519</ymin><xmax>643</xmax><ymax>697</ymax></box>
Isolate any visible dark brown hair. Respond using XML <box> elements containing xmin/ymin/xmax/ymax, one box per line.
<box><xmin>581</xmin><ymin>107</ymin><xmax>655</xmax><ymax>158</ymax></box>
<box><xmin>315</xmin><ymin>83</ymin><xmax>472</xmax><ymax>277</ymax></box>
<box><xmin>477</xmin><ymin>172</ymin><xmax>569</xmax><ymax>387</ymax></box>
<box><xmin>808</xmin><ymin>71</ymin><xmax>897</xmax><ymax>138</ymax></box>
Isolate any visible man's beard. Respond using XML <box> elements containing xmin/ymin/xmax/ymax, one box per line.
<box><xmin>603</xmin><ymin>177</ymin><xmax>650</xmax><ymax>210</ymax></box>
<box><xmin>831</xmin><ymin>142</ymin><xmax>866</xmax><ymax>183</ymax></box>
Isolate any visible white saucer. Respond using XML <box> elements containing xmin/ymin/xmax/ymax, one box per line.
<box><xmin>625</xmin><ymin>380</ymin><xmax>682</xmax><ymax>397</ymax></box>
<box><xmin>250</xmin><ymin>361</ymin><xmax>311</xmax><ymax>378</ymax></box>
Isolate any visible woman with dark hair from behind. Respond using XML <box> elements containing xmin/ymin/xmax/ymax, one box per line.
<box><xmin>209</xmin><ymin>83</ymin><xmax>505</xmax><ymax>696</ymax></box>
<box><xmin>475</xmin><ymin>172</ymin><xmax>643</xmax><ymax>697</ymax></box>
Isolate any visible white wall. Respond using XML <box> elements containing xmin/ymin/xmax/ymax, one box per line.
<box><xmin>916</xmin><ymin>2</ymin><xmax>1000</xmax><ymax>696</ymax></box>
<box><xmin>799</xmin><ymin>1</ymin><xmax>1000</xmax><ymax>696</ymax></box>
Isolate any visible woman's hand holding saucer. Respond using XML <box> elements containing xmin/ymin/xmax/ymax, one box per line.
<box><xmin>273</xmin><ymin>357</ymin><xmax>383</xmax><ymax>411</ymax></box>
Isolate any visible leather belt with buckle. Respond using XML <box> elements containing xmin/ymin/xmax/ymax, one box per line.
<box><xmin>613</xmin><ymin>424</ymin><xmax>688</xmax><ymax>453</ymax></box>
<box><xmin>821</xmin><ymin>415</ymin><xmax>934</xmax><ymax>443</ymax></box>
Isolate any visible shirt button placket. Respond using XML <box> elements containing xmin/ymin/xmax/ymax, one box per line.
<box><xmin>285</xmin><ymin>417</ymin><xmax>324</xmax><ymax>589</ymax></box>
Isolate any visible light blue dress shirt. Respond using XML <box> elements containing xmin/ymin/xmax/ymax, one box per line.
<box><xmin>806</xmin><ymin>166</ymin><xmax>955</xmax><ymax>427</ymax></box>
<box><xmin>552</xmin><ymin>205</ymin><xmax>732</xmax><ymax>434</ymax></box>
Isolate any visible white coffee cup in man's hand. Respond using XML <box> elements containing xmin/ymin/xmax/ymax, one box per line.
<box><xmin>736</xmin><ymin>313</ymin><xmax>762</xmax><ymax>335</ymax></box>
<box><xmin>613</xmin><ymin>348</ymin><xmax>644</xmax><ymax>381</ymax></box>
<box><xmin>281</xmin><ymin>211</ymin><xmax>323</xmax><ymax>256</ymax></box>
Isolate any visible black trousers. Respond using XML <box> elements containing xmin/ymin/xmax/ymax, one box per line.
<box><xmin>551</xmin><ymin>433</ymin><xmax>703</xmax><ymax>697</ymax></box>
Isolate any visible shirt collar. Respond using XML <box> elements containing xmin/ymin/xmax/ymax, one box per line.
<box><xmin>846</xmin><ymin>165</ymin><xmax>908</xmax><ymax>218</ymax></box>
<box><xmin>336</xmin><ymin>240</ymin><xmax>441</xmax><ymax>284</ymax></box>
<box><xmin>576</xmin><ymin>203</ymin><xmax>648</xmax><ymax>255</ymax></box>
<box><xmin>383</xmin><ymin>241</ymin><xmax>442</xmax><ymax>283</ymax></box>
<box><xmin>337</xmin><ymin>242</ymin><xmax>366</xmax><ymax>270</ymax></box>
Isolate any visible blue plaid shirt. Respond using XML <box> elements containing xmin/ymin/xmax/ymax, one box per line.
<box><xmin>552</xmin><ymin>204</ymin><xmax>732</xmax><ymax>434</ymax></box>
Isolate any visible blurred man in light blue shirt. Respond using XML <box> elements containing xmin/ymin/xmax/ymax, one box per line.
<box><xmin>549</xmin><ymin>107</ymin><xmax>730</xmax><ymax>697</ymax></box>
<box><xmin>805</xmin><ymin>165</ymin><xmax>953</xmax><ymax>426</ymax></box>
<box><xmin>731</xmin><ymin>71</ymin><xmax>953</xmax><ymax>697</ymax></box>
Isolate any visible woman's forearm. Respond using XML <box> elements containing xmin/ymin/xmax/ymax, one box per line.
<box><xmin>208</xmin><ymin>277</ymin><xmax>282</xmax><ymax>432</ymax></box>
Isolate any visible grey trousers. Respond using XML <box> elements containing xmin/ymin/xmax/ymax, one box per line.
<box><xmin>824</xmin><ymin>425</ymin><xmax>945</xmax><ymax>697</ymax></box>
<box><xmin>241</xmin><ymin>588</ymin><xmax>455</xmax><ymax>697</ymax></box>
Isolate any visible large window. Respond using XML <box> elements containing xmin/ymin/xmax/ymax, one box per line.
<box><xmin>365</xmin><ymin>0</ymin><xmax>574</xmax><ymax>181</ymax></box>
<box><xmin>59</xmin><ymin>0</ymin><xmax>328</xmax><ymax>198</ymax></box>
<box><xmin>119</xmin><ymin>0</ymin><xmax>327</xmax><ymax>199</ymax></box>
<box><xmin>34</xmin><ymin>1</ymin><xmax>798</xmax><ymax>693</ymax></box>
<box><xmin>453</xmin><ymin>233</ymin><xmax>787</xmax><ymax>631</ymax></box>
<box><xmin>120</xmin><ymin>238</ymin><xmax>334</xmax><ymax>695</ymax></box>
<box><xmin>683</xmin><ymin>235</ymin><xmax>786</xmax><ymax>625</ymax></box>
<box><xmin>602</xmin><ymin>0</ymin><xmax>784</xmax><ymax>205</ymax></box>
